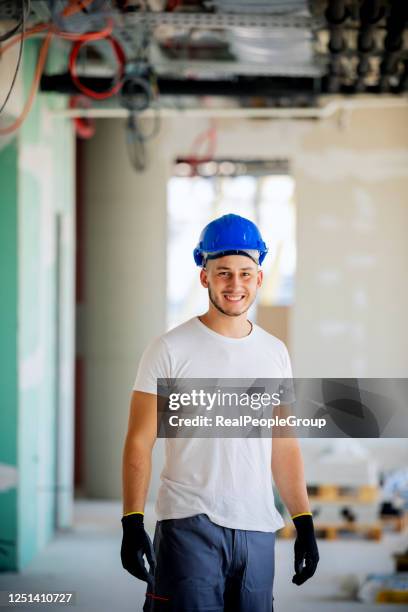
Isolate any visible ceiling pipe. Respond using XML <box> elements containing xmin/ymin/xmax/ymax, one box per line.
<box><xmin>50</xmin><ymin>97</ymin><xmax>408</xmax><ymax>121</ymax></box>
<box><xmin>396</xmin><ymin>59</ymin><xmax>408</xmax><ymax>94</ymax></box>
<box><xmin>355</xmin><ymin>0</ymin><xmax>383</xmax><ymax>93</ymax></box>
<box><xmin>40</xmin><ymin>72</ymin><xmax>408</xmax><ymax>97</ymax></box>
<box><xmin>380</xmin><ymin>0</ymin><xmax>408</xmax><ymax>92</ymax></box>
<box><xmin>325</xmin><ymin>0</ymin><xmax>348</xmax><ymax>94</ymax></box>
<box><xmin>41</xmin><ymin>73</ymin><xmax>320</xmax><ymax>97</ymax></box>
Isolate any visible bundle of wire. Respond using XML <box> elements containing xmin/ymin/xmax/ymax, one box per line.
<box><xmin>0</xmin><ymin>0</ymin><xmax>125</xmax><ymax>135</ymax></box>
<box><xmin>0</xmin><ymin>0</ymin><xmax>31</xmax><ymax>117</ymax></box>
<box><xmin>69</xmin><ymin>35</ymin><xmax>126</xmax><ymax>100</ymax></box>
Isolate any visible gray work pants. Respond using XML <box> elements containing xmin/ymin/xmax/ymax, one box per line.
<box><xmin>143</xmin><ymin>513</ymin><xmax>276</xmax><ymax>612</ymax></box>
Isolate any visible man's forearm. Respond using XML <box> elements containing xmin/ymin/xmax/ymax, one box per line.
<box><xmin>122</xmin><ymin>437</ymin><xmax>152</xmax><ymax>515</ymax></box>
<box><xmin>271</xmin><ymin>437</ymin><xmax>310</xmax><ymax>517</ymax></box>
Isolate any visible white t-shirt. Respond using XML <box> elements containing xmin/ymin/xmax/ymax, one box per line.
<box><xmin>133</xmin><ymin>316</ymin><xmax>293</xmax><ymax>532</ymax></box>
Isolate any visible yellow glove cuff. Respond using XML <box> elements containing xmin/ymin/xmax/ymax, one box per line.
<box><xmin>291</xmin><ymin>512</ymin><xmax>312</xmax><ymax>520</ymax></box>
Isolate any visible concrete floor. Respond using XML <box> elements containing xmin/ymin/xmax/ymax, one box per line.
<box><xmin>0</xmin><ymin>499</ymin><xmax>406</xmax><ymax>612</ymax></box>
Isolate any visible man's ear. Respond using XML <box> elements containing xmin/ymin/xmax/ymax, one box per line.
<box><xmin>257</xmin><ymin>269</ymin><xmax>263</xmax><ymax>288</ymax></box>
<box><xmin>200</xmin><ymin>267</ymin><xmax>209</xmax><ymax>288</ymax></box>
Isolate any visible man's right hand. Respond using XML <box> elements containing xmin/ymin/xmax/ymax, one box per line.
<box><xmin>121</xmin><ymin>513</ymin><xmax>156</xmax><ymax>582</ymax></box>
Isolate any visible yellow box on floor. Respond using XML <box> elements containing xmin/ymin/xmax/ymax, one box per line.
<box><xmin>376</xmin><ymin>589</ymin><xmax>408</xmax><ymax>604</ymax></box>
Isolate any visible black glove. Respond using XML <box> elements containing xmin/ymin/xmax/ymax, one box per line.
<box><xmin>121</xmin><ymin>513</ymin><xmax>156</xmax><ymax>582</ymax></box>
<box><xmin>292</xmin><ymin>514</ymin><xmax>319</xmax><ymax>586</ymax></box>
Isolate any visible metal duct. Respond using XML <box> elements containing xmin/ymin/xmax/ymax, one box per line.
<box><xmin>226</xmin><ymin>26</ymin><xmax>316</xmax><ymax>74</ymax></box>
<box><xmin>217</xmin><ymin>0</ymin><xmax>318</xmax><ymax>76</ymax></box>
<box><xmin>209</xmin><ymin>1</ymin><xmax>308</xmax><ymax>14</ymax></box>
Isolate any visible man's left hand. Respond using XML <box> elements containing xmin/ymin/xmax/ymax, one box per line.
<box><xmin>292</xmin><ymin>514</ymin><xmax>319</xmax><ymax>585</ymax></box>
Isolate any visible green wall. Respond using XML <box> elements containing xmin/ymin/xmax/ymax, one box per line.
<box><xmin>0</xmin><ymin>39</ymin><xmax>75</xmax><ymax>571</ymax></box>
<box><xmin>0</xmin><ymin>139</ymin><xmax>18</xmax><ymax>571</ymax></box>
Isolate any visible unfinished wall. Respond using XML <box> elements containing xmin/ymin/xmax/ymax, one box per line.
<box><xmin>0</xmin><ymin>42</ymin><xmax>76</xmax><ymax>571</ymax></box>
<box><xmin>83</xmin><ymin>103</ymin><xmax>408</xmax><ymax>500</ymax></box>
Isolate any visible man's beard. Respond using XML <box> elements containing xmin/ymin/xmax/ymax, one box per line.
<box><xmin>208</xmin><ymin>285</ymin><xmax>254</xmax><ymax>317</ymax></box>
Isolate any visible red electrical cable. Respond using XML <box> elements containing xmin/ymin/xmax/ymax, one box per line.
<box><xmin>0</xmin><ymin>18</ymin><xmax>114</xmax><ymax>58</ymax></box>
<box><xmin>167</xmin><ymin>0</ymin><xmax>181</xmax><ymax>10</ymax></box>
<box><xmin>62</xmin><ymin>0</ymin><xmax>94</xmax><ymax>18</ymax></box>
<box><xmin>0</xmin><ymin>22</ymin><xmax>48</xmax><ymax>56</ymax></box>
<box><xmin>68</xmin><ymin>36</ymin><xmax>125</xmax><ymax>100</ymax></box>
<box><xmin>0</xmin><ymin>32</ymin><xmax>52</xmax><ymax>135</ymax></box>
<box><xmin>187</xmin><ymin>121</ymin><xmax>218</xmax><ymax>168</ymax></box>
<box><xmin>0</xmin><ymin>19</ymin><xmax>118</xmax><ymax>133</ymax></box>
<box><xmin>69</xmin><ymin>95</ymin><xmax>96</xmax><ymax>138</ymax></box>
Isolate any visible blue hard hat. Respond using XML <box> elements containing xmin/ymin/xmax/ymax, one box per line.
<box><xmin>193</xmin><ymin>214</ymin><xmax>268</xmax><ymax>267</ymax></box>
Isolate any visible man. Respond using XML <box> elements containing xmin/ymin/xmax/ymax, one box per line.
<box><xmin>121</xmin><ymin>214</ymin><xmax>319</xmax><ymax>611</ymax></box>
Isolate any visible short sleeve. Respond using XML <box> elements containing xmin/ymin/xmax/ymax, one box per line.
<box><xmin>132</xmin><ymin>336</ymin><xmax>172</xmax><ymax>394</ymax></box>
<box><xmin>281</xmin><ymin>342</ymin><xmax>293</xmax><ymax>379</ymax></box>
<box><xmin>279</xmin><ymin>341</ymin><xmax>295</xmax><ymax>405</ymax></box>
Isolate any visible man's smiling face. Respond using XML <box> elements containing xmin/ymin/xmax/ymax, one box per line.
<box><xmin>200</xmin><ymin>255</ymin><xmax>263</xmax><ymax>317</ymax></box>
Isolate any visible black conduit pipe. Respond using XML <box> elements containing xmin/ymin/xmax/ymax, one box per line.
<box><xmin>355</xmin><ymin>0</ymin><xmax>383</xmax><ymax>93</ymax></box>
<box><xmin>325</xmin><ymin>0</ymin><xmax>348</xmax><ymax>93</ymax></box>
<box><xmin>380</xmin><ymin>1</ymin><xmax>408</xmax><ymax>92</ymax></box>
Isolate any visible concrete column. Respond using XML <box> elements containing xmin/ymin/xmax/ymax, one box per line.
<box><xmin>83</xmin><ymin>119</ymin><xmax>167</xmax><ymax>498</ymax></box>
